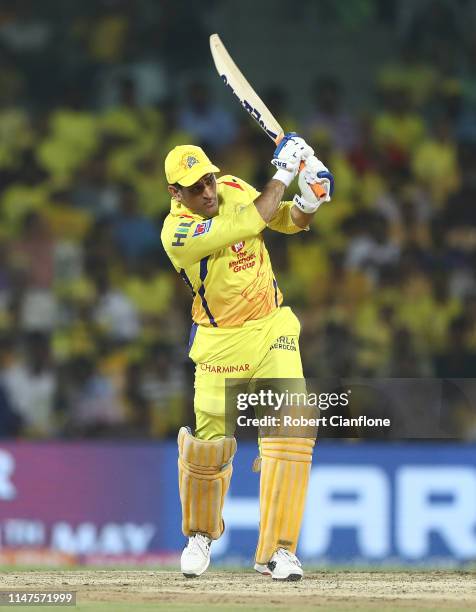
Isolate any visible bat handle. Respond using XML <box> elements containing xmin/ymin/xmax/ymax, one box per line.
<box><xmin>275</xmin><ymin>133</ymin><xmax>327</xmax><ymax>199</ymax></box>
<box><xmin>298</xmin><ymin>160</ymin><xmax>327</xmax><ymax>199</ymax></box>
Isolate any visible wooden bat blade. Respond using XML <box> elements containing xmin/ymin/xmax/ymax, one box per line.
<box><xmin>209</xmin><ymin>33</ymin><xmax>326</xmax><ymax>199</ymax></box>
<box><xmin>209</xmin><ymin>33</ymin><xmax>282</xmax><ymax>142</ymax></box>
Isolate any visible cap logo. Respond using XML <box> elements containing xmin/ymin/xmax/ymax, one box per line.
<box><xmin>181</xmin><ymin>153</ymin><xmax>199</xmax><ymax>170</ymax></box>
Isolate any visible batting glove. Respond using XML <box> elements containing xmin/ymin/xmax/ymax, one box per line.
<box><xmin>293</xmin><ymin>155</ymin><xmax>334</xmax><ymax>213</ymax></box>
<box><xmin>271</xmin><ymin>132</ymin><xmax>314</xmax><ymax>187</ymax></box>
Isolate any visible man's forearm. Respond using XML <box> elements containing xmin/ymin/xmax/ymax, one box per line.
<box><xmin>291</xmin><ymin>205</ymin><xmax>316</xmax><ymax>229</ymax></box>
<box><xmin>254</xmin><ymin>179</ymin><xmax>286</xmax><ymax>223</ymax></box>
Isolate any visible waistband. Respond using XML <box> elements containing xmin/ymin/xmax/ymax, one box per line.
<box><xmin>194</xmin><ymin>305</ymin><xmax>284</xmax><ymax>334</ymax></box>
<box><xmin>241</xmin><ymin>305</ymin><xmax>282</xmax><ymax>328</ymax></box>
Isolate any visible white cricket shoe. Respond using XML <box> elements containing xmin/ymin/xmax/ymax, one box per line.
<box><xmin>258</xmin><ymin>548</ymin><xmax>303</xmax><ymax>581</ymax></box>
<box><xmin>254</xmin><ymin>562</ymin><xmax>272</xmax><ymax>576</ymax></box>
<box><xmin>181</xmin><ymin>533</ymin><xmax>212</xmax><ymax>577</ymax></box>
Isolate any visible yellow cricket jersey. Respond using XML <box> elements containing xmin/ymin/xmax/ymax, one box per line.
<box><xmin>161</xmin><ymin>175</ymin><xmax>304</xmax><ymax>328</ymax></box>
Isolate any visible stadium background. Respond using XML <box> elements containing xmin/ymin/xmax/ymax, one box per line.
<box><xmin>0</xmin><ymin>0</ymin><xmax>475</xmax><ymax>568</ymax></box>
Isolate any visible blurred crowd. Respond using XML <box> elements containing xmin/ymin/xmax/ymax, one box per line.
<box><xmin>0</xmin><ymin>0</ymin><xmax>476</xmax><ymax>439</ymax></box>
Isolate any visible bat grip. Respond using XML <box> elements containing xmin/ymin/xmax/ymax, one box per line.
<box><xmin>298</xmin><ymin>160</ymin><xmax>327</xmax><ymax>199</ymax></box>
<box><xmin>275</xmin><ymin>133</ymin><xmax>327</xmax><ymax>199</ymax></box>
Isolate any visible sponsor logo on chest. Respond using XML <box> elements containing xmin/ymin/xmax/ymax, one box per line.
<box><xmin>228</xmin><ymin>248</ymin><xmax>256</xmax><ymax>273</ymax></box>
<box><xmin>231</xmin><ymin>241</ymin><xmax>245</xmax><ymax>253</ymax></box>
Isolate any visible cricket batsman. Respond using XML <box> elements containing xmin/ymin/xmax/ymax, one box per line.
<box><xmin>161</xmin><ymin>134</ymin><xmax>334</xmax><ymax>580</ymax></box>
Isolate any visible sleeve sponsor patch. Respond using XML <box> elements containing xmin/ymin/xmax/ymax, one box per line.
<box><xmin>192</xmin><ymin>219</ymin><xmax>213</xmax><ymax>237</ymax></box>
<box><xmin>171</xmin><ymin>220</ymin><xmax>194</xmax><ymax>247</ymax></box>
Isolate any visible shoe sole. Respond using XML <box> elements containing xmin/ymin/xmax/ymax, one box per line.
<box><xmin>182</xmin><ymin>556</ymin><xmax>210</xmax><ymax>578</ymax></box>
<box><xmin>272</xmin><ymin>574</ymin><xmax>302</xmax><ymax>581</ymax></box>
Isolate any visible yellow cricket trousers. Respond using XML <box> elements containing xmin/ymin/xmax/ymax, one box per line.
<box><xmin>188</xmin><ymin>306</ymin><xmax>305</xmax><ymax>440</ymax></box>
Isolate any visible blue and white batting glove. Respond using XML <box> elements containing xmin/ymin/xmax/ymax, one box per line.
<box><xmin>293</xmin><ymin>155</ymin><xmax>335</xmax><ymax>214</ymax></box>
<box><xmin>271</xmin><ymin>132</ymin><xmax>314</xmax><ymax>187</ymax></box>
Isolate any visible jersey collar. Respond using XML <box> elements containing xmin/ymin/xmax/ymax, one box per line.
<box><xmin>169</xmin><ymin>198</ymin><xmax>209</xmax><ymax>220</ymax></box>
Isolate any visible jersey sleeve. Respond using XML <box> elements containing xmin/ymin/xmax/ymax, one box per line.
<box><xmin>267</xmin><ymin>201</ymin><xmax>307</xmax><ymax>234</ymax></box>
<box><xmin>221</xmin><ymin>176</ymin><xmax>305</xmax><ymax>235</ymax></box>
<box><xmin>162</xmin><ymin>204</ymin><xmax>267</xmax><ymax>269</ymax></box>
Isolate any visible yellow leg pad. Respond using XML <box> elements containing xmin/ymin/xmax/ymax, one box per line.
<box><xmin>255</xmin><ymin>437</ymin><xmax>315</xmax><ymax>564</ymax></box>
<box><xmin>178</xmin><ymin>426</ymin><xmax>237</xmax><ymax>540</ymax></box>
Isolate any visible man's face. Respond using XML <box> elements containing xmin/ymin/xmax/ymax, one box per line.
<box><xmin>168</xmin><ymin>173</ymin><xmax>219</xmax><ymax>218</ymax></box>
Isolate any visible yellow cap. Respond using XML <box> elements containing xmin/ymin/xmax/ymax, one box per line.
<box><xmin>164</xmin><ymin>145</ymin><xmax>220</xmax><ymax>187</ymax></box>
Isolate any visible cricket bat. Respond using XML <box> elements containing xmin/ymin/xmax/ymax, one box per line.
<box><xmin>209</xmin><ymin>33</ymin><xmax>326</xmax><ymax>199</ymax></box>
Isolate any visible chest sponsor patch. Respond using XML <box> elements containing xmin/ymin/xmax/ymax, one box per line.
<box><xmin>193</xmin><ymin>219</ymin><xmax>213</xmax><ymax>237</ymax></box>
<box><xmin>228</xmin><ymin>249</ymin><xmax>256</xmax><ymax>272</ymax></box>
<box><xmin>231</xmin><ymin>241</ymin><xmax>245</xmax><ymax>253</ymax></box>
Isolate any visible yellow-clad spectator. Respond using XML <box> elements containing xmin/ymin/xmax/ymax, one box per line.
<box><xmin>43</xmin><ymin>190</ymin><xmax>92</xmax><ymax>243</ymax></box>
<box><xmin>1</xmin><ymin>181</ymin><xmax>49</xmax><ymax>232</ymax></box>
<box><xmin>287</xmin><ymin>233</ymin><xmax>329</xmax><ymax>290</ymax></box>
<box><xmin>398</xmin><ymin>273</ymin><xmax>461</xmax><ymax>353</ymax></box>
<box><xmin>52</xmin><ymin>278</ymin><xmax>97</xmax><ymax>361</ymax></box>
<box><xmin>36</xmin><ymin>109</ymin><xmax>99</xmax><ymax>185</ymax></box>
<box><xmin>0</xmin><ymin>109</ymin><xmax>33</xmax><ymax>170</ymax></box>
<box><xmin>122</xmin><ymin>262</ymin><xmax>174</xmax><ymax>319</ymax></box>
<box><xmin>101</xmin><ymin>80</ymin><xmax>164</xmax><ymax>183</ymax></box>
<box><xmin>315</xmin><ymin>251</ymin><xmax>373</xmax><ymax>316</ymax></box>
<box><xmin>353</xmin><ymin>302</ymin><xmax>394</xmax><ymax>374</ymax></box>
<box><xmin>373</xmin><ymin>86</ymin><xmax>426</xmax><ymax>155</ymax></box>
<box><xmin>83</xmin><ymin>9</ymin><xmax>129</xmax><ymax>63</ymax></box>
<box><xmin>411</xmin><ymin>116</ymin><xmax>460</xmax><ymax>206</ymax></box>
<box><xmin>377</xmin><ymin>54</ymin><xmax>438</xmax><ymax>109</ymax></box>
<box><xmin>100</xmin><ymin>79</ymin><xmax>163</xmax><ymax>139</ymax></box>
<box><xmin>129</xmin><ymin>152</ymin><xmax>170</xmax><ymax>216</ymax></box>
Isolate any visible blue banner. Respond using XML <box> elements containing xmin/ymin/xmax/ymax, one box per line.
<box><xmin>162</xmin><ymin>441</ymin><xmax>476</xmax><ymax>564</ymax></box>
<box><xmin>1</xmin><ymin>442</ymin><xmax>475</xmax><ymax>565</ymax></box>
